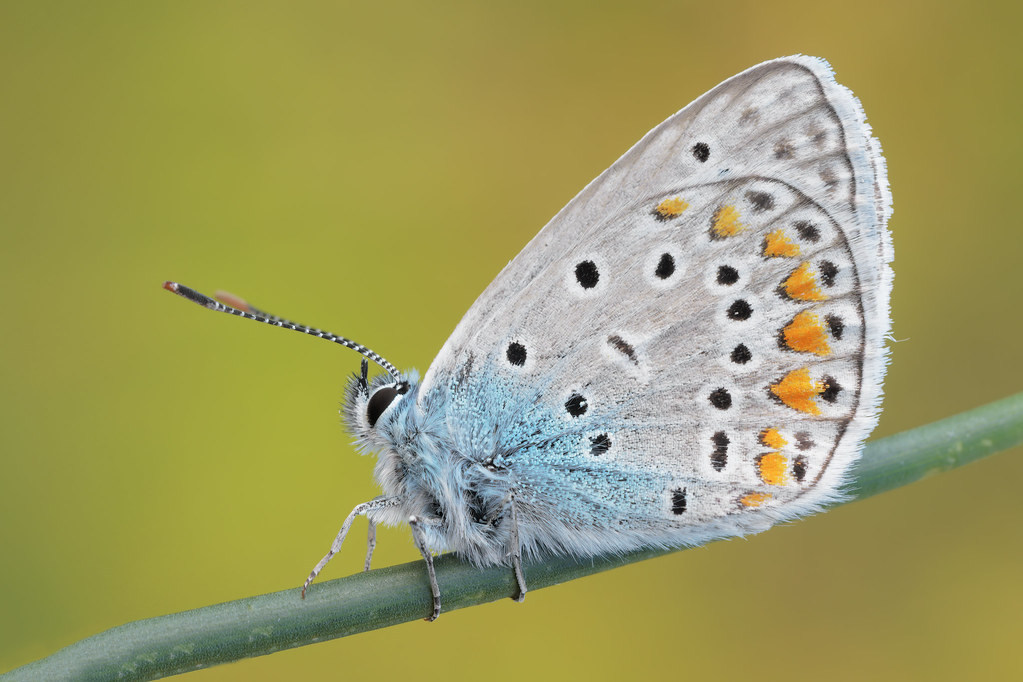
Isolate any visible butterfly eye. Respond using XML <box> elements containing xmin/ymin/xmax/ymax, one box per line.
<box><xmin>366</xmin><ymin>383</ymin><xmax>408</xmax><ymax>427</ymax></box>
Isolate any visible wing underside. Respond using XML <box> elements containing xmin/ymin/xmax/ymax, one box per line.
<box><xmin>420</xmin><ymin>56</ymin><xmax>892</xmax><ymax>551</ymax></box>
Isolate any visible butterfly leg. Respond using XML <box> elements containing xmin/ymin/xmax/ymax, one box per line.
<box><xmin>364</xmin><ymin>519</ymin><xmax>377</xmax><ymax>572</ymax></box>
<box><xmin>508</xmin><ymin>492</ymin><xmax>527</xmax><ymax>602</ymax></box>
<box><xmin>408</xmin><ymin>515</ymin><xmax>442</xmax><ymax>621</ymax></box>
<box><xmin>302</xmin><ymin>497</ymin><xmax>398</xmax><ymax>598</ymax></box>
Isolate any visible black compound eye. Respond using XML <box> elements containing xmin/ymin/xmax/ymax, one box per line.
<box><xmin>366</xmin><ymin>385</ymin><xmax>401</xmax><ymax>427</ymax></box>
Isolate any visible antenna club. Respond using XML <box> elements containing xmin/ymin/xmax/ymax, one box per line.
<box><xmin>163</xmin><ymin>281</ymin><xmax>220</xmax><ymax>309</ymax></box>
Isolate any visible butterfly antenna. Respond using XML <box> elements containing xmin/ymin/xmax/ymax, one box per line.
<box><xmin>163</xmin><ymin>281</ymin><xmax>402</xmax><ymax>382</ymax></box>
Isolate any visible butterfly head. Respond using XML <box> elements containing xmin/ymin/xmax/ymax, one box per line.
<box><xmin>342</xmin><ymin>360</ymin><xmax>439</xmax><ymax>511</ymax></box>
<box><xmin>343</xmin><ymin>358</ymin><xmax>418</xmax><ymax>449</ymax></box>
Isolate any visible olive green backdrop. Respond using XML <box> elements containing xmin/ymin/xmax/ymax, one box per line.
<box><xmin>2</xmin><ymin>1</ymin><xmax>1021</xmax><ymax>680</ymax></box>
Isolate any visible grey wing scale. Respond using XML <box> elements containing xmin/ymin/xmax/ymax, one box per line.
<box><xmin>419</xmin><ymin>56</ymin><xmax>892</xmax><ymax>552</ymax></box>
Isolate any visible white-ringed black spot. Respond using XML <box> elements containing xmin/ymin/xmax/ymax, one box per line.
<box><xmin>795</xmin><ymin>432</ymin><xmax>814</xmax><ymax>450</ymax></box>
<box><xmin>671</xmin><ymin>487</ymin><xmax>688</xmax><ymax>514</ymax></box>
<box><xmin>655</xmin><ymin>253</ymin><xmax>675</xmax><ymax>279</ymax></box>
<box><xmin>709</xmin><ymin>388</ymin><xmax>732</xmax><ymax>410</ymax></box>
<box><xmin>794</xmin><ymin>220</ymin><xmax>820</xmax><ymax>242</ymax></box>
<box><xmin>589</xmin><ymin>433</ymin><xmax>612</xmax><ymax>456</ymax></box>
<box><xmin>575</xmin><ymin>260</ymin><xmax>599</xmax><ymax>289</ymax></box>
<box><xmin>565</xmin><ymin>393</ymin><xmax>588</xmax><ymax>417</ymax></box>
<box><xmin>506</xmin><ymin>342</ymin><xmax>527</xmax><ymax>367</ymax></box>
<box><xmin>717</xmin><ymin>265</ymin><xmax>739</xmax><ymax>285</ymax></box>
<box><xmin>692</xmin><ymin>142</ymin><xmax>710</xmax><ymax>162</ymax></box>
<box><xmin>818</xmin><ymin>260</ymin><xmax>838</xmax><ymax>287</ymax></box>
<box><xmin>825</xmin><ymin>314</ymin><xmax>844</xmax><ymax>340</ymax></box>
<box><xmin>726</xmin><ymin>299</ymin><xmax>753</xmax><ymax>321</ymax></box>
<box><xmin>607</xmin><ymin>335</ymin><xmax>639</xmax><ymax>365</ymax></box>
<box><xmin>711</xmin><ymin>431</ymin><xmax>729</xmax><ymax>471</ymax></box>
<box><xmin>730</xmin><ymin>344</ymin><xmax>752</xmax><ymax>364</ymax></box>
<box><xmin>820</xmin><ymin>376</ymin><xmax>842</xmax><ymax>403</ymax></box>
<box><xmin>793</xmin><ymin>456</ymin><xmax>808</xmax><ymax>482</ymax></box>
<box><xmin>745</xmin><ymin>191</ymin><xmax>775</xmax><ymax>212</ymax></box>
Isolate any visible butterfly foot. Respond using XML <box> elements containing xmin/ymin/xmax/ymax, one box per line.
<box><xmin>410</xmin><ymin>515</ymin><xmax>443</xmax><ymax>622</ymax></box>
<box><xmin>424</xmin><ymin>594</ymin><xmax>442</xmax><ymax>621</ymax></box>
<box><xmin>511</xmin><ymin>563</ymin><xmax>527</xmax><ymax>603</ymax></box>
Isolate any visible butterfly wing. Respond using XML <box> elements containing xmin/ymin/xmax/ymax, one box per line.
<box><xmin>419</xmin><ymin>55</ymin><xmax>892</xmax><ymax>556</ymax></box>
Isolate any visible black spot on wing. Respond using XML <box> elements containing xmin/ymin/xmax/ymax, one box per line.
<box><xmin>655</xmin><ymin>253</ymin><xmax>676</xmax><ymax>279</ymax></box>
<box><xmin>820</xmin><ymin>376</ymin><xmax>842</xmax><ymax>403</ymax></box>
<box><xmin>589</xmin><ymin>433</ymin><xmax>612</xmax><ymax>456</ymax></box>
<box><xmin>711</xmin><ymin>431</ymin><xmax>729</xmax><ymax>471</ymax></box>
<box><xmin>730</xmin><ymin>344</ymin><xmax>752</xmax><ymax>364</ymax></box>
<box><xmin>506</xmin><ymin>342</ymin><xmax>526</xmax><ymax>366</ymax></box>
<box><xmin>671</xmin><ymin>488</ymin><xmax>688</xmax><ymax>515</ymax></box>
<box><xmin>565</xmin><ymin>393</ymin><xmax>588</xmax><ymax>417</ymax></box>
<box><xmin>746</xmin><ymin>191</ymin><xmax>775</xmax><ymax>212</ymax></box>
<box><xmin>825</xmin><ymin>314</ymin><xmax>844</xmax><ymax>340</ymax></box>
<box><xmin>575</xmin><ymin>261</ymin><xmax>599</xmax><ymax>289</ymax></box>
<box><xmin>709</xmin><ymin>388</ymin><xmax>732</xmax><ymax>410</ymax></box>
<box><xmin>794</xmin><ymin>221</ymin><xmax>820</xmax><ymax>242</ymax></box>
<box><xmin>818</xmin><ymin>260</ymin><xmax>838</xmax><ymax>287</ymax></box>
<box><xmin>607</xmin><ymin>335</ymin><xmax>638</xmax><ymax>365</ymax></box>
<box><xmin>717</xmin><ymin>265</ymin><xmax>739</xmax><ymax>285</ymax></box>
<box><xmin>726</xmin><ymin>299</ymin><xmax>752</xmax><ymax>321</ymax></box>
<box><xmin>793</xmin><ymin>456</ymin><xmax>808</xmax><ymax>483</ymax></box>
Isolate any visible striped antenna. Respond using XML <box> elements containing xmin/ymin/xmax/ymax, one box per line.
<box><xmin>163</xmin><ymin>281</ymin><xmax>402</xmax><ymax>382</ymax></box>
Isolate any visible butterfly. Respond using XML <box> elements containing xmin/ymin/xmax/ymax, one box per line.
<box><xmin>165</xmin><ymin>55</ymin><xmax>892</xmax><ymax>621</ymax></box>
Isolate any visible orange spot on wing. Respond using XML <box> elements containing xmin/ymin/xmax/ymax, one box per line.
<box><xmin>760</xmin><ymin>427</ymin><xmax>788</xmax><ymax>450</ymax></box>
<box><xmin>770</xmin><ymin>367</ymin><xmax>824</xmax><ymax>415</ymax></box>
<box><xmin>711</xmin><ymin>205</ymin><xmax>745</xmax><ymax>238</ymax></box>
<box><xmin>740</xmin><ymin>492</ymin><xmax>772</xmax><ymax>508</ymax></box>
<box><xmin>763</xmin><ymin>229</ymin><xmax>800</xmax><ymax>258</ymax></box>
<box><xmin>782</xmin><ymin>262</ymin><xmax>828</xmax><ymax>301</ymax></box>
<box><xmin>656</xmin><ymin>196</ymin><xmax>690</xmax><ymax>218</ymax></box>
<box><xmin>782</xmin><ymin>311</ymin><xmax>831</xmax><ymax>356</ymax></box>
<box><xmin>757</xmin><ymin>453</ymin><xmax>789</xmax><ymax>486</ymax></box>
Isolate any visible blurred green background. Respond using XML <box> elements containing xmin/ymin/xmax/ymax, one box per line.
<box><xmin>2</xmin><ymin>1</ymin><xmax>1021</xmax><ymax>680</ymax></box>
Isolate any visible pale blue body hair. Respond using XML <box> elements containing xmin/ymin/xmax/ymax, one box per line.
<box><xmin>347</xmin><ymin>363</ymin><xmax>779</xmax><ymax>568</ymax></box>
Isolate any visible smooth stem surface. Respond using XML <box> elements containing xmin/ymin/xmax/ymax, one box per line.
<box><xmin>5</xmin><ymin>391</ymin><xmax>1023</xmax><ymax>682</ymax></box>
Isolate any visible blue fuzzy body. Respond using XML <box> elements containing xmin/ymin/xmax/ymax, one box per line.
<box><xmin>344</xmin><ymin>366</ymin><xmax>734</xmax><ymax>568</ymax></box>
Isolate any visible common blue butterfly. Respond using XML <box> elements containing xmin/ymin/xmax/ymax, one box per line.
<box><xmin>165</xmin><ymin>55</ymin><xmax>892</xmax><ymax>620</ymax></box>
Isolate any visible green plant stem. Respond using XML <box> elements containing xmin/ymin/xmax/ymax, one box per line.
<box><xmin>5</xmin><ymin>392</ymin><xmax>1022</xmax><ymax>682</ymax></box>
